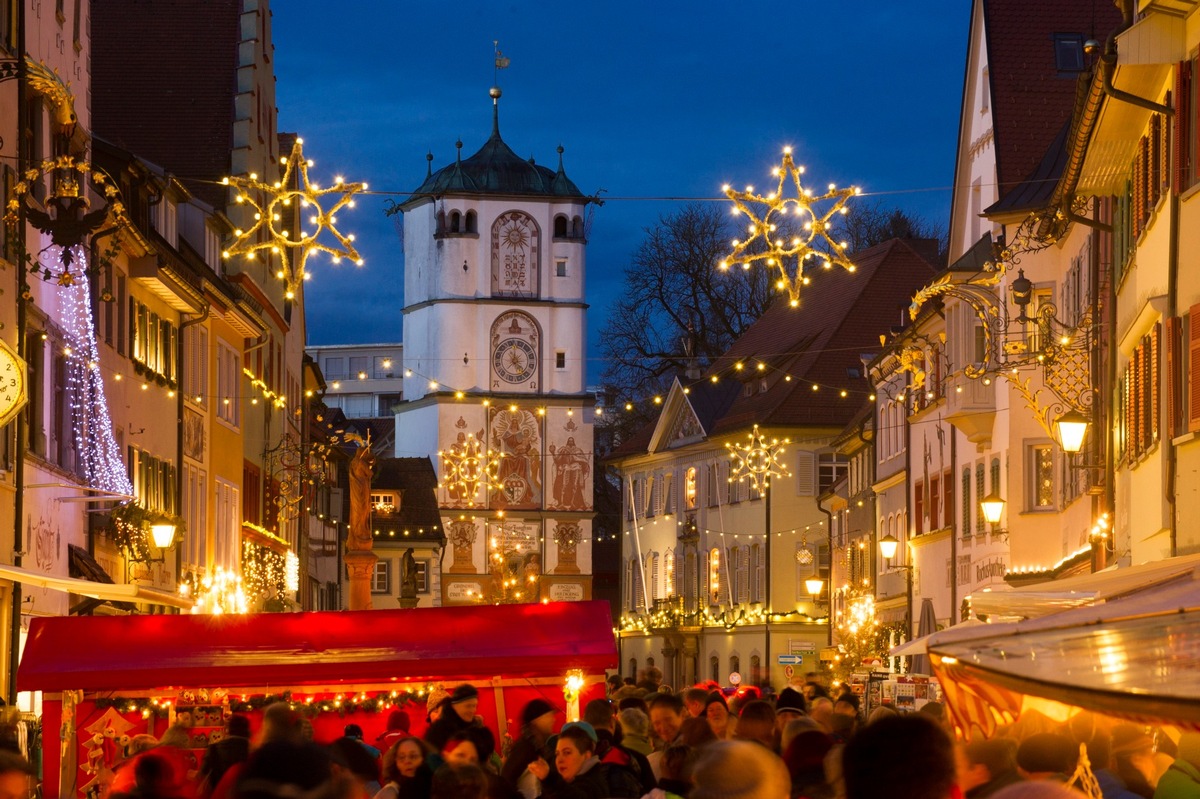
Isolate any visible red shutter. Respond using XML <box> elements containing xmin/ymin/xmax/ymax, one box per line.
<box><xmin>1133</xmin><ymin>139</ymin><xmax>1145</xmax><ymax>239</ymax></box>
<box><xmin>1167</xmin><ymin>316</ymin><xmax>1181</xmax><ymax>437</ymax></box>
<box><xmin>1152</xmin><ymin>323</ymin><xmax>1162</xmax><ymax>444</ymax></box>
<box><xmin>1190</xmin><ymin>306</ymin><xmax>1200</xmax><ymax>432</ymax></box>
<box><xmin>1134</xmin><ymin>344</ymin><xmax>1145</xmax><ymax>456</ymax></box>
<box><xmin>1150</xmin><ymin>116</ymin><xmax>1161</xmax><ymax>208</ymax></box>
<box><xmin>1176</xmin><ymin>64</ymin><xmax>1189</xmax><ymax>193</ymax></box>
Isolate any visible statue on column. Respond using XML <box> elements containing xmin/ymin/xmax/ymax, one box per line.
<box><xmin>345</xmin><ymin>438</ymin><xmax>378</xmax><ymax>610</ymax></box>
<box><xmin>399</xmin><ymin>547</ymin><xmax>419</xmax><ymax>608</ymax></box>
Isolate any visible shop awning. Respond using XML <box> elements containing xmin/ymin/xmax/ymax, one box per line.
<box><xmin>17</xmin><ymin>600</ymin><xmax>617</xmax><ymax>693</ymax></box>
<box><xmin>930</xmin><ymin>577</ymin><xmax>1200</xmax><ymax>734</ymax></box>
<box><xmin>0</xmin><ymin>563</ymin><xmax>193</xmax><ymax>612</ymax></box>
<box><xmin>967</xmin><ymin>552</ymin><xmax>1200</xmax><ymax>620</ymax></box>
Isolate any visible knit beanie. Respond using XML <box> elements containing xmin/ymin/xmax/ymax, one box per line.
<box><xmin>776</xmin><ymin>687</ymin><xmax>807</xmax><ymax>715</ymax></box>
<box><xmin>449</xmin><ymin>684</ymin><xmax>479</xmax><ymax>705</ymax></box>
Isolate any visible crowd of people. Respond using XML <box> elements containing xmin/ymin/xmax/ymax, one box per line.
<box><xmin>38</xmin><ymin>670</ymin><xmax>1200</xmax><ymax>799</ymax></box>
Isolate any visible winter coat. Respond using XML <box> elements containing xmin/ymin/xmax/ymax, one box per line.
<box><xmin>539</xmin><ymin>757</ymin><xmax>642</xmax><ymax>799</ymax></box>
<box><xmin>1155</xmin><ymin>759</ymin><xmax>1200</xmax><ymax>799</ymax></box>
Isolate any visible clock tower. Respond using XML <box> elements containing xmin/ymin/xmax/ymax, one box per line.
<box><xmin>395</xmin><ymin>88</ymin><xmax>596</xmax><ymax>606</ymax></box>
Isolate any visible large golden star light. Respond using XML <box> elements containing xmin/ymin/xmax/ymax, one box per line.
<box><xmin>721</xmin><ymin>147</ymin><xmax>859</xmax><ymax>307</ymax></box>
<box><xmin>439</xmin><ymin>433</ymin><xmax>504</xmax><ymax>508</ymax></box>
<box><xmin>726</xmin><ymin>424</ymin><xmax>791</xmax><ymax>494</ymax></box>
<box><xmin>222</xmin><ymin>138</ymin><xmax>365</xmax><ymax>300</ymax></box>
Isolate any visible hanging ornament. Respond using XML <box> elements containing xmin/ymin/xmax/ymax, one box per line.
<box><xmin>726</xmin><ymin>424</ymin><xmax>790</xmax><ymax>494</ymax></box>
<box><xmin>721</xmin><ymin>147</ymin><xmax>859</xmax><ymax>307</ymax></box>
<box><xmin>222</xmin><ymin>138</ymin><xmax>365</xmax><ymax>301</ymax></box>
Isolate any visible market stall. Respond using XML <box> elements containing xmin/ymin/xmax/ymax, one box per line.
<box><xmin>17</xmin><ymin>600</ymin><xmax>616</xmax><ymax>799</ymax></box>
<box><xmin>925</xmin><ymin>573</ymin><xmax>1200</xmax><ymax>737</ymax></box>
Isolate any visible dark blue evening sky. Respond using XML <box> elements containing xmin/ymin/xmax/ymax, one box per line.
<box><xmin>274</xmin><ymin>2</ymin><xmax>970</xmax><ymax>382</ymax></box>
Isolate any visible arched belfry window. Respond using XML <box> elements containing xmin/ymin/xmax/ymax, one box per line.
<box><xmin>466</xmin><ymin>210</ymin><xmax>477</xmax><ymax>233</ymax></box>
<box><xmin>450</xmin><ymin>211</ymin><xmax>462</xmax><ymax>233</ymax></box>
<box><xmin>554</xmin><ymin>215</ymin><xmax>569</xmax><ymax>238</ymax></box>
<box><xmin>491</xmin><ymin>210</ymin><xmax>540</xmax><ymax>298</ymax></box>
<box><xmin>572</xmin><ymin>215</ymin><xmax>584</xmax><ymax>238</ymax></box>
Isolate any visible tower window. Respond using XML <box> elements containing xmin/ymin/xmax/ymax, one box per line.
<box><xmin>449</xmin><ymin>211</ymin><xmax>462</xmax><ymax>234</ymax></box>
<box><xmin>554</xmin><ymin>215</ymin><xmax>569</xmax><ymax>238</ymax></box>
<box><xmin>556</xmin><ymin>260</ymin><xmax>567</xmax><ymax>277</ymax></box>
<box><xmin>466</xmin><ymin>210</ymin><xmax>477</xmax><ymax>233</ymax></box>
<box><xmin>555</xmin><ymin>351</ymin><xmax>566</xmax><ymax>369</ymax></box>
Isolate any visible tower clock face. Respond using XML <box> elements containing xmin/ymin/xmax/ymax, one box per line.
<box><xmin>493</xmin><ymin>337</ymin><xmax>537</xmax><ymax>384</ymax></box>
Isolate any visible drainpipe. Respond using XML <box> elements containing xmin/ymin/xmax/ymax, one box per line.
<box><xmin>8</xmin><ymin>0</ymin><xmax>27</xmax><ymax>704</ymax></box>
<box><xmin>949</xmin><ymin>418</ymin><xmax>957</xmax><ymax>625</ymax></box>
<box><xmin>1100</xmin><ymin>2</ymin><xmax>1173</xmax><ymax>118</ymax></box>
<box><xmin>818</xmin><ymin>501</ymin><xmax>834</xmax><ymax>647</ymax></box>
<box><xmin>179</xmin><ymin>306</ymin><xmax>210</xmax><ymax>598</ymax></box>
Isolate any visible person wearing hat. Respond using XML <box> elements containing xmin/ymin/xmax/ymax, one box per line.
<box><xmin>501</xmin><ymin>698</ymin><xmax>560</xmax><ymax>799</ymax></box>
<box><xmin>527</xmin><ymin>723</ymin><xmax>642</xmax><ymax>798</ymax></box>
<box><xmin>424</xmin><ymin>684</ymin><xmax>487</xmax><ymax>754</ymax></box>
<box><xmin>704</xmin><ymin>692</ymin><xmax>736</xmax><ymax>741</ymax></box>
<box><xmin>774</xmin><ymin>687</ymin><xmax>808</xmax><ymax>737</ymax></box>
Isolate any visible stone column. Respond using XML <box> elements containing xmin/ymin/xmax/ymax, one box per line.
<box><xmin>344</xmin><ymin>550</ymin><xmax>378</xmax><ymax>610</ymax></box>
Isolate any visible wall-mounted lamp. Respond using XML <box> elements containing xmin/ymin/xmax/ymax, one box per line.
<box><xmin>979</xmin><ymin>493</ymin><xmax>1008</xmax><ymax>538</ymax></box>
<box><xmin>878</xmin><ymin>534</ymin><xmax>914</xmax><ymax>637</ymax></box>
<box><xmin>805</xmin><ymin>577</ymin><xmax>825</xmax><ymax>606</ymax></box>
<box><xmin>1055</xmin><ymin>410</ymin><xmax>1090</xmax><ymax>454</ymax></box>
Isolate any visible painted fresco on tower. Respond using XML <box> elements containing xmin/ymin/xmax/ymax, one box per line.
<box><xmin>440</xmin><ymin>416</ymin><xmax>489</xmax><ymax>509</ymax></box>
<box><xmin>491</xmin><ymin>210</ymin><xmax>540</xmax><ymax>298</ymax></box>
<box><xmin>545</xmin><ymin>407</ymin><xmax>593</xmax><ymax>511</ymax></box>
<box><xmin>488</xmin><ymin>406</ymin><xmax>543</xmax><ymax>509</ymax></box>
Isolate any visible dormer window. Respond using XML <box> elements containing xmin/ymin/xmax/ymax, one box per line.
<box><xmin>371</xmin><ymin>492</ymin><xmax>398</xmax><ymax>513</ymax></box>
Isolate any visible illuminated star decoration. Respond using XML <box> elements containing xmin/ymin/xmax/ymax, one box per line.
<box><xmin>438</xmin><ymin>433</ymin><xmax>503</xmax><ymax>507</ymax></box>
<box><xmin>726</xmin><ymin>424</ymin><xmax>791</xmax><ymax>494</ymax></box>
<box><xmin>721</xmin><ymin>147</ymin><xmax>860</xmax><ymax>307</ymax></box>
<box><xmin>222</xmin><ymin>137</ymin><xmax>365</xmax><ymax>300</ymax></box>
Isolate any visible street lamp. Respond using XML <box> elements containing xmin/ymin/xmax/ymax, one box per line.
<box><xmin>805</xmin><ymin>577</ymin><xmax>825</xmax><ymax>605</ymax></box>
<box><xmin>1055</xmin><ymin>410</ymin><xmax>1090</xmax><ymax>454</ymax></box>
<box><xmin>150</xmin><ymin>523</ymin><xmax>177</xmax><ymax>550</ymax></box>
<box><xmin>979</xmin><ymin>493</ymin><xmax>1005</xmax><ymax>527</ymax></box>
<box><xmin>878</xmin><ymin>535</ymin><xmax>913</xmax><ymax>637</ymax></box>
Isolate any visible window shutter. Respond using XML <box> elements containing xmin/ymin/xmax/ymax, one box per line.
<box><xmin>795</xmin><ymin>451</ymin><xmax>816</xmax><ymax>496</ymax></box>
<box><xmin>1191</xmin><ymin>308</ymin><xmax>1200</xmax><ymax>432</ymax></box>
<box><xmin>1133</xmin><ymin>139</ymin><xmax>1145</xmax><ymax>239</ymax></box>
<box><xmin>1150</xmin><ymin>115</ymin><xmax>1161</xmax><ymax>208</ymax></box>
<box><xmin>1176</xmin><ymin>63</ymin><xmax>1190</xmax><ymax>193</ymax></box>
<box><xmin>1167</xmin><ymin>316</ymin><xmax>1181</xmax><ymax>437</ymax></box>
<box><xmin>737</xmin><ymin>546</ymin><xmax>749</xmax><ymax>604</ymax></box>
<box><xmin>1152</xmin><ymin>323</ymin><xmax>1162</xmax><ymax>444</ymax></box>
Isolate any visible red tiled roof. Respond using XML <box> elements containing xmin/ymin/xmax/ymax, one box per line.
<box><xmin>91</xmin><ymin>0</ymin><xmax>241</xmax><ymax>209</ymax></box>
<box><xmin>609</xmin><ymin>238</ymin><xmax>940</xmax><ymax>461</ymax></box>
<box><xmin>707</xmin><ymin>238</ymin><xmax>939</xmax><ymax>435</ymax></box>
<box><xmin>982</xmin><ymin>0</ymin><xmax>1122</xmax><ymax>195</ymax></box>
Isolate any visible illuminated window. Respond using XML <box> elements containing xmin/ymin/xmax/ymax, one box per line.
<box><xmin>685</xmin><ymin>467</ymin><xmax>697</xmax><ymax>509</ymax></box>
<box><xmin>370</xmin><ymin>492</ymin><xmax>397</xmax><ymax>513</ymax></box>
<box><xmin>708</xmin><ymin>548</ymin><xmax>722</xmax><ymax>605</ymax></box>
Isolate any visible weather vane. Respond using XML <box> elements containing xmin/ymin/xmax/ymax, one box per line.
<box><xmin>721</xmin><ymin>147</ymin><xmax>859</xmax><ymax>307</ymax></box>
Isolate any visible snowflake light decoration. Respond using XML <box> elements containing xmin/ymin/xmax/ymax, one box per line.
<box><xmin>222</xmin><ymin>137</ymin><xmax>365</xmax><ymax>300</ymax></box>
<box><xmin>438</xmin><ymin>432</ymin><xmax>503</xmax><ymax>507</ymax></box>
<box><xmin>721</xmin><ymin>147</ymin><xmax>859</xmax><ymax>307</ymax></box>
<box><xmin>726</xmin><ymin>424</ymin><xmax>790</xmax><ymax>494</ymax></box>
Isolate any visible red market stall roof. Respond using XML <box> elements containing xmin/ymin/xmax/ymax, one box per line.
<box><xmin>18</xmin><ymin>600</ymin><xmax>617</xmax><ymax>693</ymax></box>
